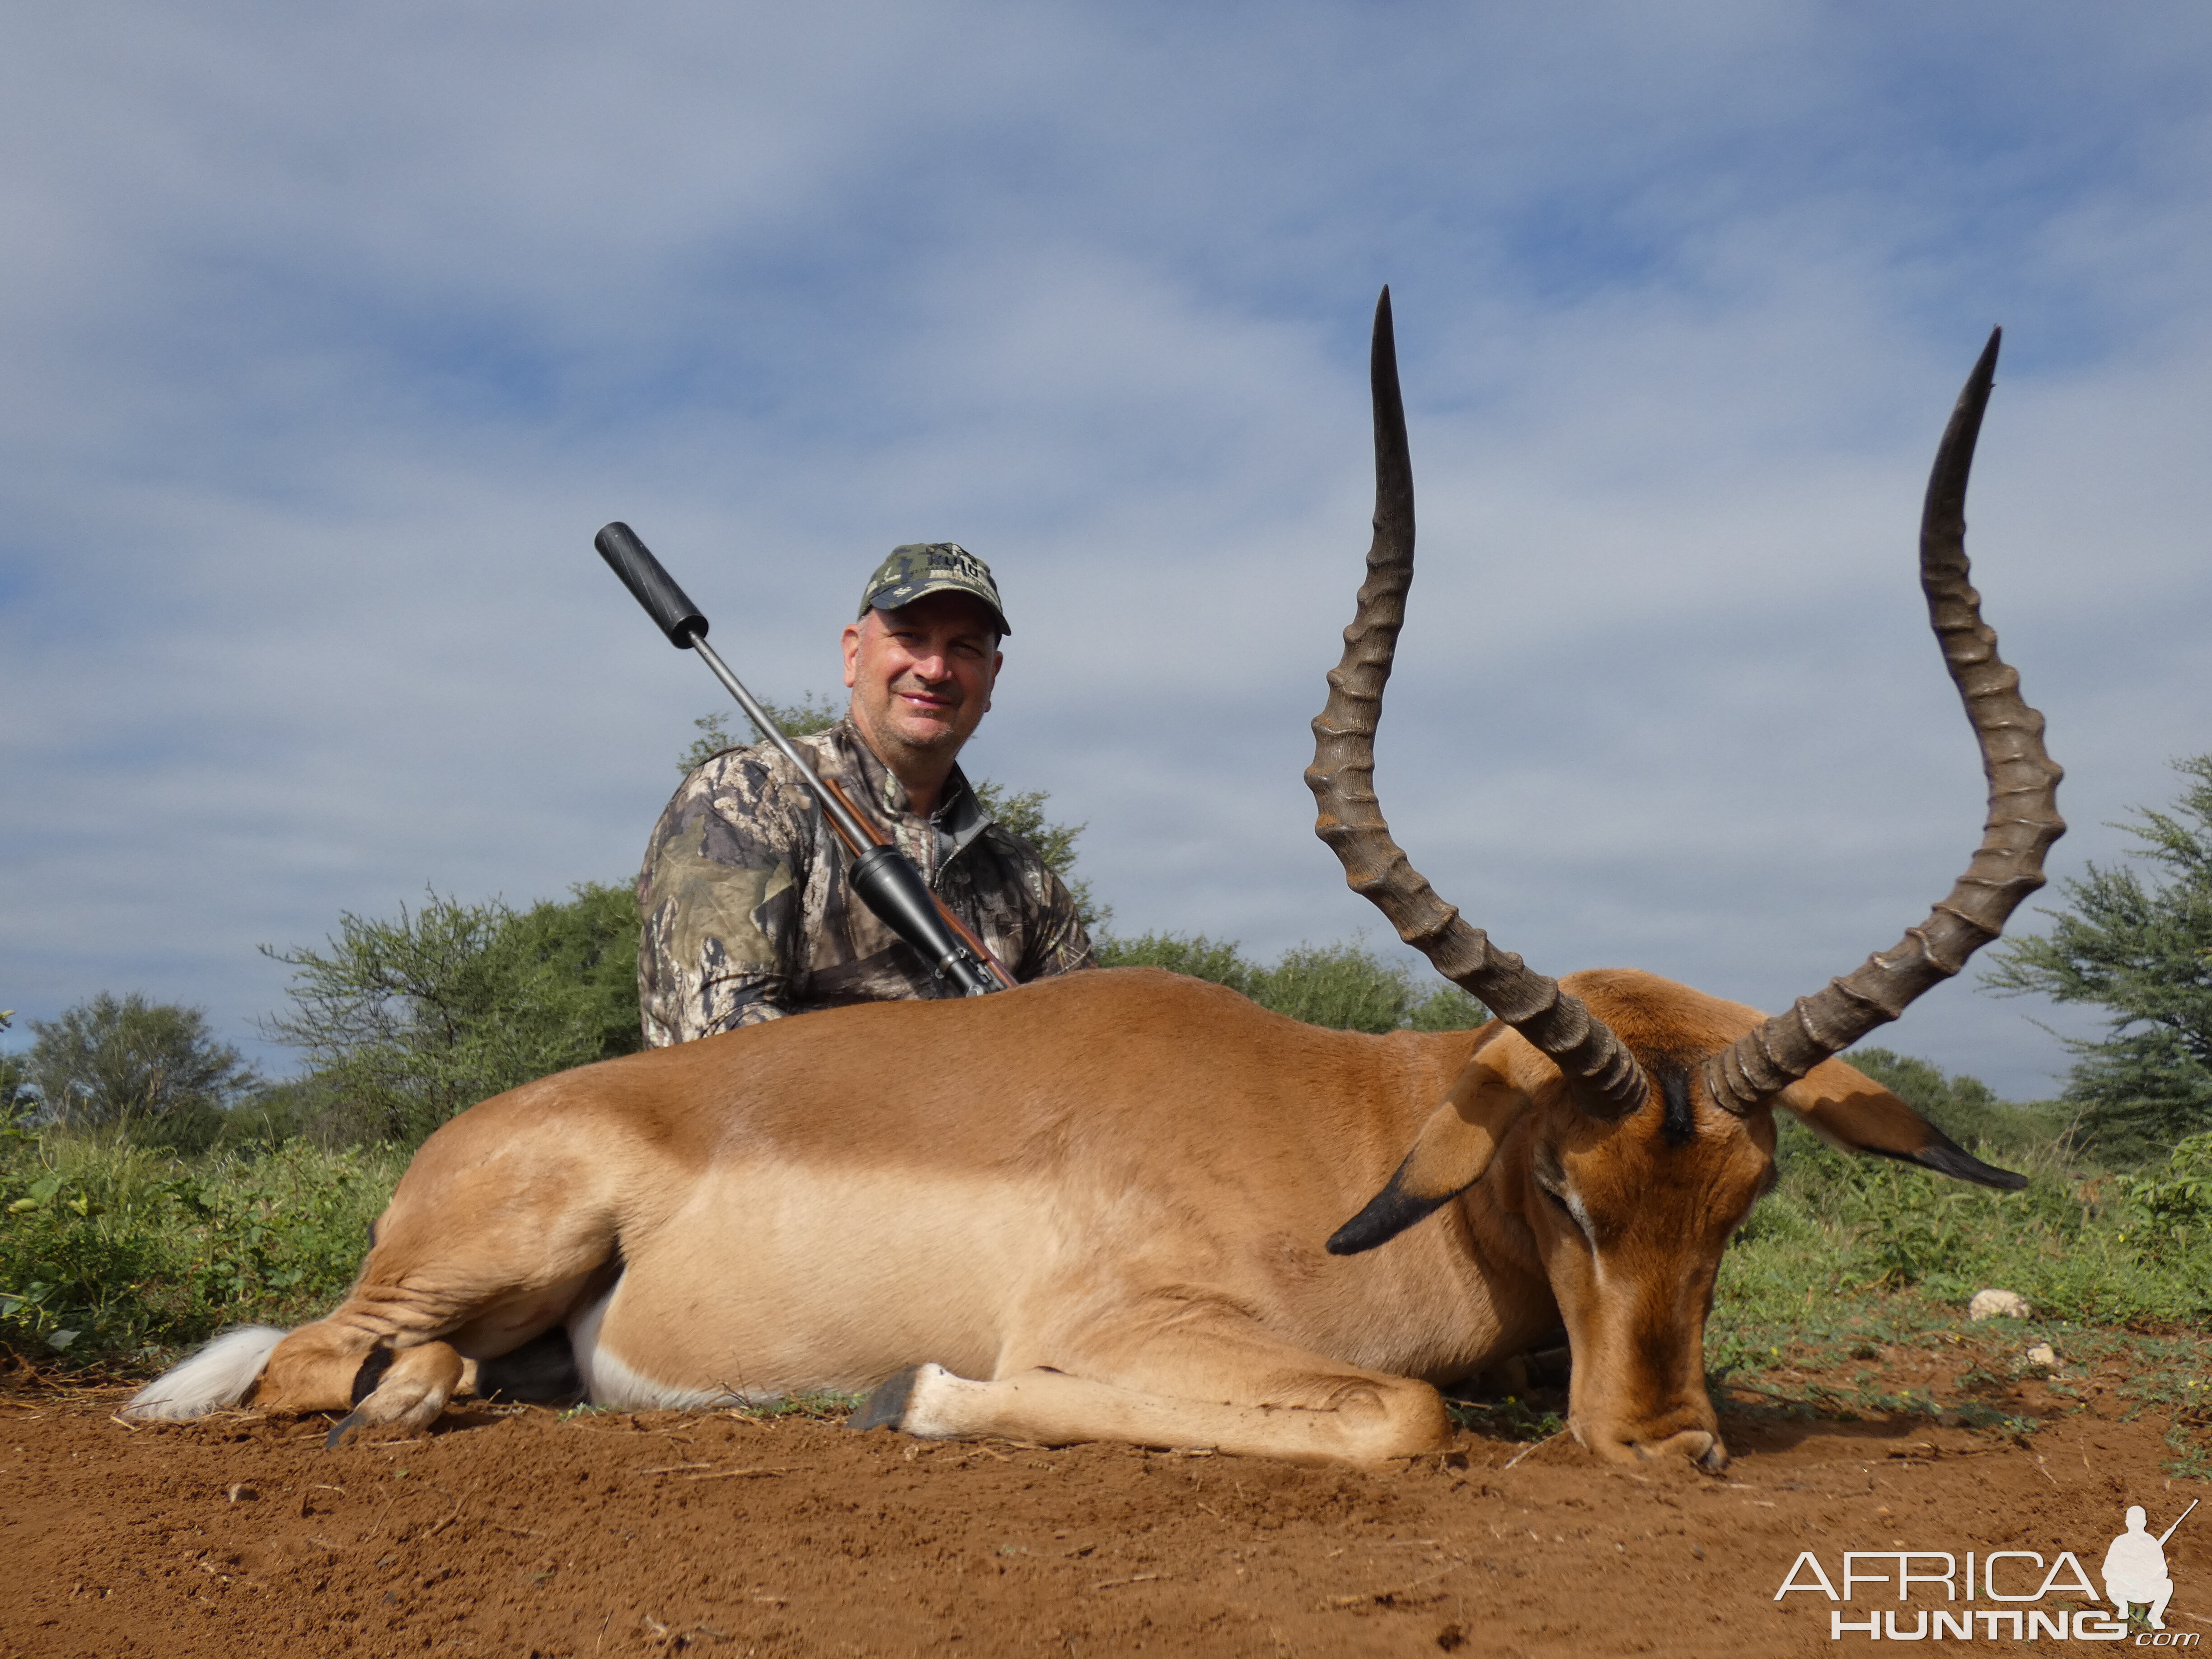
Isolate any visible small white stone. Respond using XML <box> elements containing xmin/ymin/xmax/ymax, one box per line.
<box><xmin>1968</xmin><ymin>1289</ymin><xmax>2031</xmax><ymax>1322</ymax></box>
<box><xmin>2025</xmin><ymin>1344</ymin><xmax>2058</xmax><ymax>1369</ymax></box>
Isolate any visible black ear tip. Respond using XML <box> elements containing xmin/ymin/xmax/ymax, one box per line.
<box><xmin>1916</xmin><ymin>1139</ymin><xmax>2029</xmax><ymax>1190</ymax></box>
<box><xmin>1326</xmin><ymin>1177</ymin><xmax>1452</xmax><ymax>1256</ymax></box>
<box><xmin>1325</xmin><ymin>1216</ymin><xmax>1384</xmax><ymax>1256</ymax></box>
<box><xmin>1326</xmin><ymin>1197</ymin><xmax>1405</xmax><ymax>1255</ymax></box>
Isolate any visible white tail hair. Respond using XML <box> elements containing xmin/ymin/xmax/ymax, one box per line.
<box><xmin>123</xmin><ymin>1326</ymin><xmax>287</xmax><ymax>1420</ymax></box>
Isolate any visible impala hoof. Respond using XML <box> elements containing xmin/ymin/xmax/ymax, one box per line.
<box><xmin>326</xmin><ymin>1409</ymin><xmax>367</xmax><ymax>1450</ymax></box>
<box><xmin>850</xmin><ymin>1367</ymin><xmax>922</xmax><ymax>1434</ymax></box>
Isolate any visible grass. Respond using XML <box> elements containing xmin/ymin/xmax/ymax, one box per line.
<box><xmin>1699</xmin><ymin>1106</ymin><xmax>2212</xmax><ymax>1475</ymax></box>
<box><xmin>1714</xmin><ymin>1123</ymin><xmax>2212</xmax><ymax>1340</ymax></box>
<box><xmin>1445</xmin><ymin>1394</ymin><xmax>1567</xmax><ymax>1443</ymax></box>
<box><xmin>736</xmin><ymin>1390</ymin><xmax>868</xmax><ymax>1420</ymax></box>
<box><xmin>1</xmin><ymin>1128</ymin><xmax>403</xmax><ymax>1371</ymax></box>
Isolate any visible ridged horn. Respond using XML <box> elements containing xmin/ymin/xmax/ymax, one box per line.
<box><xmin>1305</xmin><ymin>288</ymin><xmax>1649</xmax><ymax>1120</ymax></box>
<box><xmin>1703</xmin><ymin>328</ymin><xmax>2066</xmax><ymax>1115</ymax></box>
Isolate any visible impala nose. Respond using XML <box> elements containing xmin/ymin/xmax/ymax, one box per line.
<box><xmin>1581</xmin><ymin>1420</ymin><xmax>1730</xmax><ymax>1469</ymax></box>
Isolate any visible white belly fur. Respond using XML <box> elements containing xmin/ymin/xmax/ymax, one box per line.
<box><xmin>567</xmin><ymin>1277</ymin><xmax>732</xmax><ymax>1410</ymax></box>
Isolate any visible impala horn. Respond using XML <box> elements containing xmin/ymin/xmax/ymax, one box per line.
<box><xmin>1306</xmin><ymin>289</ymin><xmax>1650</xmax><ymax>1121</ymax></box>
<box><xmin>1701</xmin><ymin>329</ymin><xmax>2065</xmax><ymax>1114</ymax></box>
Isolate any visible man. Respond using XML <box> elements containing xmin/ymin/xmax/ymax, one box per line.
<box><xmin>2101</xmin><ymin>1505</ymin><xmax>2176</xmax><ymax>1630</ymax></box>
<box><xmin>636</xmin><ymin>543</ymin><xmax>1094</xmax><ymax>1046</ymax></box>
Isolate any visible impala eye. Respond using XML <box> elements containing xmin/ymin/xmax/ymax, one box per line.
<box><xmin>1533</xmin><ymin>1175</ymin><xmax>1582</xmax><ymax>1232</ymax></box>
<box><xmin>1531</xmin><ymin>1160</ymin><xmax>1594</xmax><ymax>1241</ymax></box>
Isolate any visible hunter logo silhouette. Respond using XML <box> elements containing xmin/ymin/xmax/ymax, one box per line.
<box><xmin>2105</xmin><ymin>1500</ymin><xmax>2196</xmax><ymax>1631</ymax></box>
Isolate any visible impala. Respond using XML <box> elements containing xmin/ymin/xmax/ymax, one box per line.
<box><xmin>129</xmin><ymin>293</ymin><xmax>2061</xmax><ymax>1468</ymax></box>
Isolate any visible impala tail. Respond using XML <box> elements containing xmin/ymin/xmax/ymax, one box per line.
<box><xmin>123</xmin><ymin>1325</ymin><xmax>289</xmax><ymax>1420</ymax></box>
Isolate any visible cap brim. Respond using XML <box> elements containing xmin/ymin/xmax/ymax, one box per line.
<box><xmin>865</xmin><ymin>581</ymin><xmax>1010</xmax><ymax>636</ymax></box>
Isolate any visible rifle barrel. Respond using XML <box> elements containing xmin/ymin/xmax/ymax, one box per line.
<box><xmin>2157</xmin><ymin>1498</ymin><xmax>2198</xmax><ymax>1546</ymax></box>
<box><xmin>686</xmin><ymin>633</ymin><xmax>877</xmax><ymax>854</ymax></box>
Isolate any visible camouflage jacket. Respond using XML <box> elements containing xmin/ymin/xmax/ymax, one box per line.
<box><xmin>636</xmin><ymin>719</ymin><xmax>1095</xmax><ymax>1045</ymax></box>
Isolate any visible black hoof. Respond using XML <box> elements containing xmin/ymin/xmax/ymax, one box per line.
<box><xmin>848</xmin><ymin>1367</ymin><xmax>921</xmax><ymax>1433</ymax></box>
<box><xmin>325</xmin><ymin>1409</ymin><xmax>367</xmax><ymax>1450</ymax></box>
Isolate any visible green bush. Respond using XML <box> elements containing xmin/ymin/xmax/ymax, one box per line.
<box><xmin>1095</xmin><ymin>932</ymin><xmax>1487</xmax><ymax>1034</ymax></box>
<box><xmin>0</xmin><ymin>1132</ymin><xmax>402</xmax><ymax>1368</ymax></box>
<box><xmin>1718</xmin><ymin>1094</ymin><xmax>2212</xmax><ymax>1341</ymax></box>
<box><xmin>1982</xmin><ymin>753</ymin><xmax>2212</xmax><ymax>1162</ymax></box>
<box><xmin>20</xmin><ymin>993</ymin><xmax>258</xmax><ymax>1134</ymax></box>
<box><xmin>2123</xmin><ymin>1130</ymin><xmax>2212</xmax><ymax>1260</ymax></box>
<box><xmin>1251</xmin><ymin>941</ymin><xmax>1424</xmax><ymax>1032</ymax></box>
<box><xmin>1095</xmin><ymin>931</ymin><xmax>1260</xmax><ymax>991</ymax></box>
<box><xmin>262</xmin><ymin>882</ymin><xmax>644</xmax><ymax>1148</ymax></box>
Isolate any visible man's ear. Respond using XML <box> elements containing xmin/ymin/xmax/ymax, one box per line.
<box><xmin>1328</xmin><ymin>1039</ymin><xmax>1532</xmax><ymax>1255</ymax></box>
<box><xmin>1777</xmin><ymin>1056</ymin><xmax>2026</xmax><ymax>1190</ymax></box>
<box><xmin>841</xmin><ymin>619</ymin><xmax>865</xmax><ymax>688</ymax></box>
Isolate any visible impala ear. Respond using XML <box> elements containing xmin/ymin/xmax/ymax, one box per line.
<box><xmin>1776</xmin><ymin>1056</ymin><xmax>2027</xmax><ymax>1191</ymax></box>
<box><xmin>1327</xmin><ymin>1051</ymin><xmax>1533</xmax><ymax>1256</ymax></box>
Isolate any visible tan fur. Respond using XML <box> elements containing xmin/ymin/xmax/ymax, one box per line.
<box><xmin>139</xmin><ymin>963</ymin><xmax>1968</xmax><ymax>1466</ymax></box>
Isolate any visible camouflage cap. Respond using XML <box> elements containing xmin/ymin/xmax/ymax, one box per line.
<box><xmin>858</xmin><ymin>543</ymin><xmax>1010</xmax><ymax>637</ymax></box>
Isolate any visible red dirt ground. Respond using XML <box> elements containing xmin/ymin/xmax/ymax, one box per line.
<box><xmin>6</xmin><ymin>1375</ymin><xmax>2207</xmax><ymax>1658</ymax></box>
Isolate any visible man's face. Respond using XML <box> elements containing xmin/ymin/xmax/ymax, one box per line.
<box><xmin>842</xmin><ymin>591</ymin><xmax>1003</xmax><ymax>766</ymax></box>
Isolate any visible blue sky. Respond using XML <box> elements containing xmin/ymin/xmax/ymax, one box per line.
<box><xmin>4</xmin><ymin>2</ymin><xmax>2209</xmax><ymax>1099</ymax></box>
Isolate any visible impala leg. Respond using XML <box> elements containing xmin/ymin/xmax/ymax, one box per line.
<box><xmin>255</xmin><ymin>1145</ymin><xmax>621</xmax><ymax>1442</ymax></box>
<box><xmin>853</xmin><ymin>1308</ymin><xmax>1451</xmax><ymax>1463</ymax></box>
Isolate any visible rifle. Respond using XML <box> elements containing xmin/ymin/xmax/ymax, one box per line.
<box><xmin>595</xmin><ymin>521</ymin><xmax>1015</xmax><ymax>998</ymax></box>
